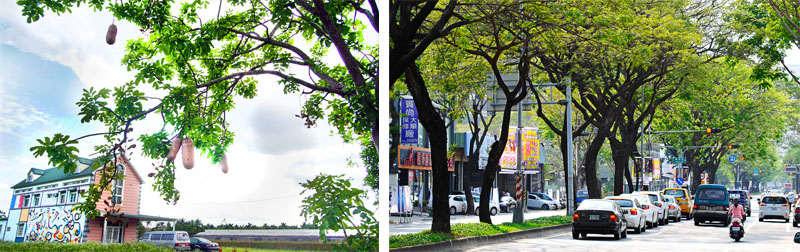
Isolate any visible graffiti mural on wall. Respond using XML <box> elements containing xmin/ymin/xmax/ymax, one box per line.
<box><xmin>24</xmin><ymin>206</ymin><xmax>84</xmax><ymax>243</ymax></box>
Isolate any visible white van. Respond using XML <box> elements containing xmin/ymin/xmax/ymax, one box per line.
<box><xmin>140</xmin><ymin>231</ymin><xmax>191</xmax><ymax>251</ymax></box>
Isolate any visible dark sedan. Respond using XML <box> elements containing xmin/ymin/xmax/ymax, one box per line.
<box><xmin>572</xmin><ymin>199</ymin><xmax>628</xmax><ymax>240</ymax></box>
<box><xmin>190</xmin><ymin>237</ymin><xmax>220</xmax><ymax>252</ymax></box>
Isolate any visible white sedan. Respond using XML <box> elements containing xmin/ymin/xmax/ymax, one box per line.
<box><xmin>604</xmin><ymin>196</ymin><xmax>646</xmax><ymax>233</ymax></box>
<box><xmin>449</xmin><ymin>195</ymin><xmax>468</xmax><ymax>215</ymax></box>
<box><xmin>621</xmin><ymin>193</ymin><xmax>659</xmax><ymax>228</ymax></box>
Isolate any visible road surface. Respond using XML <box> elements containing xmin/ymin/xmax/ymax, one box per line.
<box><xmin>467</xmin><ymin>198</ymin><xmax>800</xmax><ymax>252</ymax></box>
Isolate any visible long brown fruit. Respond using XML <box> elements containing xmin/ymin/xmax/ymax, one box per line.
<box><xmin>166</xmin><ymin>137</ymin><xmax>181</xmax><ymax>162</ymax></box>
<box><xmin>182</xmin><ymin>137</ymin><xmax>195</xmax><ymax>169</ymax></box>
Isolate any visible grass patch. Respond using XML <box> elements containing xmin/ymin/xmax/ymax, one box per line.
<box><xmin>219</xmin><ymin>247</ymin><xmax>316</xmax><ymax>252</ymax></box>
<box><xmin>389</xmin><ymin>215</ymin><xmax>572</xmax><ymax>248</ymax></box>
<box><xmin>0</xmin><ymin>241</ymin><xmax>171</xmax><ymax>252</ymax></box>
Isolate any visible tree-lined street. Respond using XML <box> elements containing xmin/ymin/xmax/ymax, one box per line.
<box><xmin>469</xmin><ymin>198</ymin><xmax>797</xmax><ymax>252</ymax></box>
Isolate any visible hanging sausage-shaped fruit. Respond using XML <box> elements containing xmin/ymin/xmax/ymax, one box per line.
<box><xmin>166</xmin><ymin>137</ymin><xmax>181</xmax><ymax>162</ymax></box>
<box><xmin>221</xmin><ymin>154</ymin><xmax>229</xmax><ymax>174</ymax></box>
<box><xmin>181</xmin><ymin>137</ymin><xmax>195</xmax><ymax>169</ymax></box>
<box><xmin>106</xmin><ymin>23</ymin><xmax>117</xmax><ymax>45</ymax></box>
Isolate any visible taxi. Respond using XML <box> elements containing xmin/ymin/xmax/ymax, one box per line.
<box><xmin>662</xmin><ymin>187</ymin><xmax>693</xmax><ymax>219</ymax></box>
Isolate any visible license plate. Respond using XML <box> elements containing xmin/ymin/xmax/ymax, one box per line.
<box><xmin>732</xmin><ymin>227</ymin><xmax>740</xmax><ymax>231</ymax></box>
<box><xmin>772</xmin><ymin>207</ymin><xmax>777</xmax><ymax>211</ymax></box>
<box><xmin>590</xmin><ymin>215</ymin><xmax>599</xmax><ymax>220</ymax></box>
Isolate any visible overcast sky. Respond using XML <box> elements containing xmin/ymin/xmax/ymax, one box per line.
<box><xmin>0</xmin><ymin>1</ymin><xmax>376</xmax><ymax>226</ymax></box>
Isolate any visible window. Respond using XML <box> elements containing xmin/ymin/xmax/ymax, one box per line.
<box><xmin>176</xmin><ymin>232</ymin><xmax>189</xmax><ymax>241</ymax></box>
<box><xmin>22</xmin><ymin>195</ymin><xmax>30</xmax><ymax>207</ymax></box>
<box><xmin>140</xmin><ymin>233</ymin><xmax>149</xmax><ymax>241</ymax></box>
<box><xmin>162</xmin><ymin>233</ymin><xmax>174</xmax><ymax>240</ymax></box>
<box><xmin>68</xmin><ymin>190</ymin><xmax>77</xmax><ymax>203</ymax></box>
<box><xmin>28</xmin><ymin>174</ymin><xmax>33</xmax><ymax>182</ymax></box>
<box><xmin>16</xmin><ymin>223</ymin><xmax>25</xmax><ymax>237</ymax></box>
<box><xmin>150</xmin><ymin>234</ymin><xmax>161</xmax><ymax>240</ymax></box>
<box><xmin>104</xmin><ymin>223</ymin><xmax>123</xmax><ymax>243</ymax></box>
<box><xmin>59</xmin><ymin>190</ymin><xmax>67</xmax><ymax>204</ymax></box>
<box><xmin>697</xmin><ymin>188</ymin><xmax>726</xmax><ymax>201</ymax></box>
<box><xmin>112</xmin><ymin>164</ymin><xmax>125</xmax><ymax>205</ymax></box>
<box><xmin>32</xmin><ymin>194</ymin><xmax>40</xmax><ymax>206</ymax></box>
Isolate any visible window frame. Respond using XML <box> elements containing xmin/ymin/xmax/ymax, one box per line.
<box><xmin>68</xmin><ymin>189</ymin><xmax>78</xmax><ymax>203</ymax></box>
<box><xmin>16</xmin><ymin>223</ymin><xmax>25</xmax><ymax>237</ymax></box>
<box><xmin>59</xmin><ymin>190</ymin><xmax>67</xmax><ymax>204</ymax></box>
<box><xmin>32</xmin><ymin>193</ymin><xmax>40</xmax><ymax>207</ymax></box>
<box><xmin>22</xmin><ymin>195</ymin><xmax>30</xmax><ymax>207</ymax></box>
<box><xmin>112</xmin><ymin>164</ymin><xmax>125</xmax><ymax>205</ymax></box>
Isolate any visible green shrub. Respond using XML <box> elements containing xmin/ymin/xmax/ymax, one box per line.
<box><xmin>389</xmin><ymin>215</ymin><xmax>573</xmax><ymax>248</ymax></box>
<box><xmin>451</xmin><ymin>222</ymin><xmax>502</xmax><ymax>236</ymax></box>
<box><xmin>0</xmin><ymin>241</ymin><xmax>171</xmax><ymax>252</ymax></box>
<box><xmin>388</xmin><ymin>232</ymin><xmax>454</xmax><ymax>248</ymax></box>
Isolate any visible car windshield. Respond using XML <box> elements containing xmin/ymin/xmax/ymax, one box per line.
<box><xmin>697</xmin><ymin>188</ymin><xmax>726</xmax><ymax>201</ymax></box>
<box><xmin>663</xmin><ymin>190</ymin><xmax>686</xmax><ymax>198</ymax></box>
<box><xmin>577</xmin><ymin>200</ymin><xmax>615</xmax><ymax>211</ymax></box>
<box><xmin>610</xmin><ymin>199</ymin><xmax>633</xmax><ymax>207</ymax></box>
<box><xmin>195</xmin><ymin>237</ymin><xmax>211</xmax><ymax>243</ymax></box>
<box><xmin>763</xmin><ymin>196</ymin><xmax>787</xmax><ymax>204</ymax></box>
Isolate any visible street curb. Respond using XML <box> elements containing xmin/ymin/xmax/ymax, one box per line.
<box><xmin>390</xmin><ymin>223</ymin><xmax>572</xmax><ymax>252</ymax></box>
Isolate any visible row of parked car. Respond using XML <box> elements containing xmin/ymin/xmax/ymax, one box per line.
<box><xmin>448</xmin><ymin>191</ymin><xmax>564</xmax><ymax>216</ymax></box>
<box><xmin>572</xmin><ymin>189</ymin><xmax>690</xmax><ymax>240</ymax></box>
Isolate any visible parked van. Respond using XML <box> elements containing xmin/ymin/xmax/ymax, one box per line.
<box><xmin>140</xmin><ymin>231</ymin><xmax>191</xmax><ymax>251</ymax></box>
<box><xmin>693</xmin><ymin>184</ymin><xmax>730</xmax><ymax>226</ymax></box>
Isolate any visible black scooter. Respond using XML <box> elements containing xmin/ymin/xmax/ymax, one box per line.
<box><xmin>730</xmin><ymin>218</ymin><xmax>744</xmax><ymax>242</ymax></box>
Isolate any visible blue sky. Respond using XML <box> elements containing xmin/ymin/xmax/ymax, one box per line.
<box><xmin>0</xmin><ymin>2</ymin><xmax>373</xmax><ymax>225</ymax></box>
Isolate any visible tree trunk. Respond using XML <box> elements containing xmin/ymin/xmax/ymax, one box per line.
<box><xmin>404</xmin><ymin>64</ymin><xmax>450</xmax><ymax>233</ymax></box>
<box><xmin>583</xmin><ymin>126</ymin><xmax>610</xmax><ymax>199</ymax></box>
<box><xmin>609</xmin><ymin>138</ymin><xmax>628</xmax><ymax>196</ymax></box>
<box><xmin>465</xmin><ymin>146</ymin><xmax>476</xmax><ymax>214</ymax></box>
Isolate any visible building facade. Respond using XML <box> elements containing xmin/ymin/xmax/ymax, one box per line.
<box><xmin>2</xmin><ymin>155</ymin><xmax>171</xmax><ymax>243</ymax></box>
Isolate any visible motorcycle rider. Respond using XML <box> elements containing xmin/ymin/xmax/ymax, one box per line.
<box><xmin>729</xmin><ymin>198</ymin><xmax>745</xmax><ymax>224</ymax></box>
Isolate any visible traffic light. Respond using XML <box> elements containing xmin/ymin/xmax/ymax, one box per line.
<box><xmin>727</xmin><ymin>144</ymin><xmax>739</xmax><ymax>149</ymax></box>
<box><xmin>706</xmin><ymin>128</ymin><xmax>722</xmax><ymax>134</ymax></box>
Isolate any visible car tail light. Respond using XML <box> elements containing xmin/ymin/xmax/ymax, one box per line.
<box><xmin>732</xmin><ymin>221</ymin><xmax>740</xmax><ymax>227</ymax></box>
<box><xmin>610</xmin><ymin>214</ymin><xmax>617</xmax><ymax>222</ymax></box>
<box><xmin>657</xmin><ymin>203</ymin><xmax>662</xmax><ymax>207</ymax></box>
<box><xmin>669</xmin><ymin>205</ymin><xmax>675</xmax><ymax>210</ymax></box>
<box><xmin>723</xmin><ymin>206</ymin><xmax>728</xmax><ymax>211</ymax></box>
<box><xmin>643</xmin><ymin>205</ymin><xmax>649</xmax><ymax>210</ymax></box>
<box><xmin>761</xmin><ymin>202</ymin><xmax>766</xmax><ymax>206</ymax></box>
<box><xmin>795</xmin><ymin>208</ymin><xmax>800</xmax><ymax>214</ymax></box>
<box><xmin>630</xmin><ymin>209</ymin><xmax>638</xmax><ymax>215</ymax></box>
<box><xmin>693</xmin><ymin>204</ymin><xmax>698</xmax><ymax>209</ymax></box>
<box><xmin>786</xmin><ymin>203</ymin><xmax>790</xmax><ymax>207</ymax></box>
<box><xmin>573</xmin><ymin>214</ymin><xmax>579</xmax><ymax>221</ymax></box>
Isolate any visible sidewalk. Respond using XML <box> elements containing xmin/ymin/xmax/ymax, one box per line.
<box><xmin>389</xmin><ymin>208</ymin><xmax>567</xmax><ymax>235</ymax></box>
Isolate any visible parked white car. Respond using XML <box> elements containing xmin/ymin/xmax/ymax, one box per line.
<box><xmin>473</xmin><ymin>196</ymin><xmax>499</xmax><ymax>216</ymax></box>
<box><xmin>662</xmin><ymin>195</ymin><xmax>682</xmax><ymax>222</ymax></box>
<box><xmin>760</xmin><ymin>194</ymin><xmax>791</xmax><ymax>222</ymax></box>
<box><xmin>449</xmin><ymin>195</ymin><xmax>468</xmax><ymax>215</ymax></box>
<box><xmin>604</xmin><ymin>196</ymin><xmax>647</xmax><ymax>233</ymax></box>
<box><xmin>621</xmin><ymin>193</ymin><xmax>659</xmax><ymax>228</ymax></box>
<box><xmin>634</xmin><ymin>191</ymin><xmax>669</xmax><ymax>225</ymax></box>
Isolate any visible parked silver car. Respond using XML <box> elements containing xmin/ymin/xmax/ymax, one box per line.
<box><xmin>140</xmin><ymin>231</ymin><xmax>192</xmax><ymax>251</ymax></box>
<box><xmin>527</xmin><ymin>193</ymin><xmax>558</xmax><ymax>210</ymax></box>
